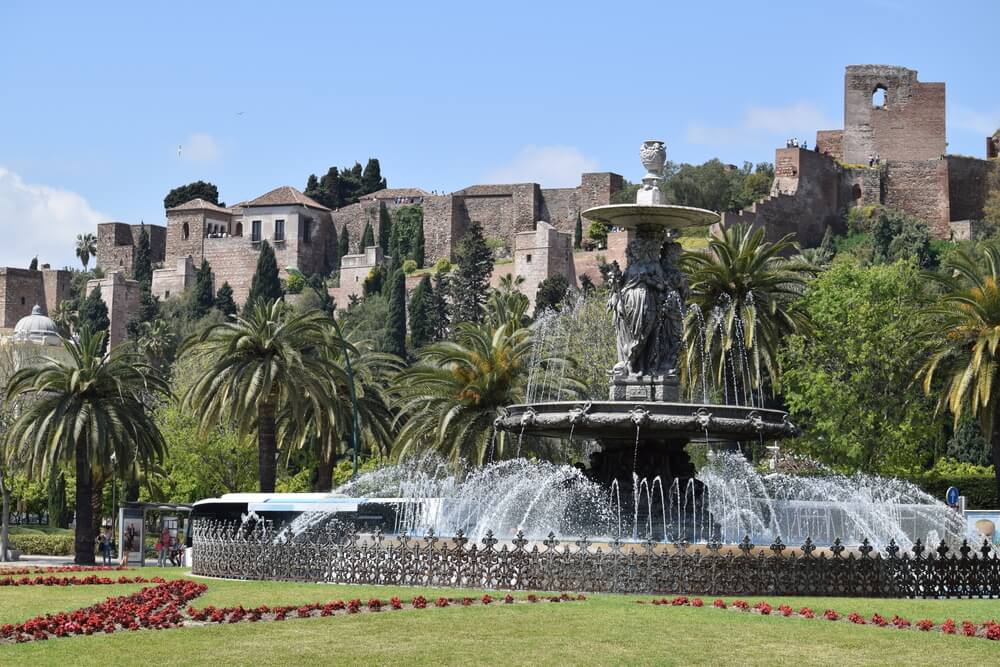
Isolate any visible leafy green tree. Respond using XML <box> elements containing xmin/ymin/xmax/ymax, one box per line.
<box><xmin>431</xmin><ymin>270</ymin><xmax>450</xmax><ymax>341</ymax></box>
<box><xmin>363</xmin><ymin>265</ymin><xmax>386</xmax><ymax>297</ymax></box>
<box><xmin>664</xmin><ymin>159</ymin><xmax>747</xmax><ymax>212</ymax></box>
<box><xmin>304</xmin><ymin>274</ymin><xmax>334</xmax><ymax>316</ymax></box>
<box><xmin>487</xmin><ymin>274</ymin><xmax>529</xmax><ymax>331</ymax></box>
<box><xmin>780</xmin><ymin>260</ymin><xmax>942</xmax><ymax>473</ymax></box>
<box><xmin>541</xmin><ymin>287</ymin><xmax>617</xmax><ymax>400</ymax></box>
<box><xmin>75</xmin><ymin>233</ymin><xmax>97</xmax><ymax>270</ymax></box>
<box><xmin>361</xmin><ymin>220</ymin><xmax>375</xmax><ymax>249</ymax></box>
<box><xmin>244</xmin><ymin>240</ymin><xmax>282</xmax><ymax>313</ymax></box>
<box><xmin>136</xmin><ymin>319</ymin><xmax>174</xmax><ymax>368</ymax></box>
<box><xmin>574</xmin><ymin>214</ymin><xmax>583</xmax><ymax>250</ymax></box>
<box><xmin>180</xmin><ymin>302</ymin><xmax>345</xmax><ymax>492</ymax></box>
<box><xmin>408</xmin><ymin>275</ymin><xmax>435</xmax><ymax>349</ymax></box>
<box><xmin>392</xmin><ymin>310</ymin><xmax>580</xmax><ymax>465</ymax></box>
<box><xmin>47</xmin><ymin>471</ymin><xmax>67</xmax><ymax>528</ymax></box>
<box><xmin>317</xmin><ymin>167</ymin><xmax>341</xmax><ymax>209</ymax></box>
<box><xmin>339</xmin><ymin>294</ymin><xmax>392</xmax><ymax>352</ymax></box>
<box><xmin>133</xmin><ymin>224</ymin><xmax>152</xmax><ymax>287</ymax></box>
<box><xmin>872</xmin><ymin>208</ymin><xmax>932</xmax><ymax>267</ymax></box>
<box><xmin>682</xmin><ymin>224</ymin><xmax>815</xmax><ymax>400</ymax></box>
<box><xmin>28</xmin><ymin>256</ymin><xmax>38</xmax><ymax>271</ymax></box>
<box><xmin>163</xmin><ymin>181</ymin><xmax>219</xmax><ymax>209</ymax></box>
<box><xmin>587</xmin><ymin>221</ymin><xmax>608</xmax><ymax>248</ymax></box>
<box><xmin>733</xmin><ymin>163</ymin><xmax>775</xmax><ymax>210</ymax></box>
<box><xmin>361</xmin><ymin>158</ymin><xmax>386</xmax><ymax>194</ymax></box>
<box><xmin>449</xmin><ymin>221</ymin><xmax>494</xmax><ymax>325</ymax></box>
<box><xmin>304</xmin><ymin>174</ymin><xmax>320</xmax><ymax>201</ymax></box>
<box><xmin>339</xmin><ymin>224</ymin><xmax>351</xmax><ymax>258</ymax></box>
<box><xmin>391</xmin><ymin>205</ymin><xmax>424</xmax><ymax>265</ymax></box>
<box><xmin>328</xmin><ymin>223</ymin><xmax>341</xmax><ymax>272</ymax></box>
<box><xmin>946</xmin><ymin>419</ymin><xmax>991</xmax><ymax>467</ymax></box>
<box><xmin>378</xmin><ymin>203</ymin><xmax>393</xmax><ymax>256</ymax></box>
<box><xmin>126</xmin><ymin>286</ymin><xmax>160</xmax><ymax>342</ymax></box>
<box><xmin>535</xmin><ymin>274</ymin><xmax>570</xmax><ymax>313</ymax></box>
<box><xmin>78</xmin><ymin>287</ymin><xmax>110</xmax><ymax>343</ymax></box>
<box><xmin>190</xmin><ymin>259</ymin><xmax>215</xmax><ymax>319</ymax></box>
<box><xmin>4</xmin><ymin>329</ymin><xmax>169</xmax><ymax>563</ymax></box>
<box><xmin>214</xmin><ymin>282</ymin><xmax>237</xmax><ymax>317</ymax></box>
<box><xmin>918</xmin><ymin>242</ymin><xmax>1000</xmax><ymax>500</ymax></box>
<box><xmin>385</xmin><ymin>268</ymin><xmax>407</xmax><ymax>359</ymax></box>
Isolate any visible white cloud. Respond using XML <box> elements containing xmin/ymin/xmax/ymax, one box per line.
<box><xmin>179</xmin><ymin>133</ymin><xmax>221</xmax><ymax>162</ymax></box>
<box><xmin>484</xmin><ymin>145</ymin><xmax>599</xmax><ymax>188</ymax></box>
<box><xmin>686</xmin><ymin>102</ymin><xmax>836</xmax><ymax>148</ymax></box>
<box><xmin>951</xmin><ymin>105</ymin><xmax>1000</xmax><ymax>136</ymax></box>
<box><xmin>0</xmin><ymin>167</ymin><xmax>106</xmax><ymax>269</ymax></box>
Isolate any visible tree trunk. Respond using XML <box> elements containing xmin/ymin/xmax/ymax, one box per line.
<box><xmin>90</xmin><ymin>476</ymin><xmax>106</xmax><ymax>546</ymax></box>
<box><xmin>74</xmin><ymin>441</ymin><xmax>95</xmax><ymax>565</ymax></box>
<box><xmin>258</xmin><ymin>401</ymin><xmax>277</xmax><ymax>492</ymax></box>
<box><xmin>315</xmin><ymin>444</ymin><xmax>333</xmax><ymax>492</ymax></box>
<box><xmin>0</xmin><ymin>468</ymin><xmax>10</xmax><ymax>562</ymax></box>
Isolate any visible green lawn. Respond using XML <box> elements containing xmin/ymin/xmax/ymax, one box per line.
<box><xmin>1</xmin><ymin>567</ymin><xmax>998</xmax><ymax>665</ymax></box>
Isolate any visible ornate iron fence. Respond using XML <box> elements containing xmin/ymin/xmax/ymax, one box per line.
<box><xmin>191</xmin><ymin>519</ymin><xmax>1000</xmax><ymax>598</ymax></box>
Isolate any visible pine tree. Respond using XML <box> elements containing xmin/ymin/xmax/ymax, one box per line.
<box><xmin>214</xmin><ymin>281</ymin><xmax>237</xmax><ymax>317</ymax></box>
<box><xmin>339</xmin><ymin>224</ymin><xmax>351</xmax><ymax>258</ymax></box>
<box><xmin>78</xmin><ymin>287</ymin><xmax>110</xmax><ymax>348</ymax></box>
<box><xmin>534</xmin><ymin>274</ymin><xmax>570</xmax><ymax>313</ymax></box>
<box><xmin>126</xmin><ymin>285</ymin><xmax>160</xmax><ymax>340</ymax></box>
<box><xmin>413</xmin><ymin>218</ymin><xmax>425</xmax><ymax>268</ymax></box>
<box><xmin>245</xmin><ymin>240</ymin><xmax>283</xmax><ymax>313</ymax></box>
<box><xmin>378</xmin><ymin>203</ymin><xmax>393</xmax><ymax>257</ymax></box>
<box><xmin>361</xmin><ymin>220</ymin><xmax>375</xmax><ymax>249</ymax></box>
<box><xmin>431</xmin><ymin>270</ymin><xmax>450</xmax><ymax>341</ymax></box>
<box><xmin>164</xmin><ymin>181</ymin><xmax>219</xmax><ymax>209</ymax></box>
<box><xmin>574</xmin><ymin>213</ymin><xmax>583</xmax><ymax>250</ymax></box>
<box><xmin>318</xmin><ymin>167</ymin><xmax>341</xmax><ymax>209</ymax></box>
<box><xmin>305</xmin><ymin>174</ymin><xmax>319</xmax><ymax>197</ymax></box>
<box><xmin>190</xmin><ymin>259</ymin><xmax>215</xmax><ymax>319</ymax></box>
<box><xmin>133</xmin><ymin>224</ymin><xmax>152</xmax><ymax>288</ymax></box>
<box><xmin>28</xmin><ymin>256</ymin><xmax>38</xmax><ymax>271</ymax></box>
<box><xmin>449</xmin><ymin>221</ymin><xmax>493</xmax><ymax>324</ymax></box>
<box><xmin>408</xmin><ymin>274</ymin><xmax>435</xmax><ymax>349</ymax></box>
<box><xmin>386</xmin><ymin>267</ymin><xmax>407</xmax><ymax>359</ymax></box>
<box><xmin>362</xmin><ymin>158</ymin><xmax>386</xmax><ymax>194</ymax></box>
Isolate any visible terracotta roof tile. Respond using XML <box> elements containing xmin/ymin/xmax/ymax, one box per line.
<box><xmin>167</xmin><ymin>198</ymin><xmax>234</xmax><ymax>215</ymax></box>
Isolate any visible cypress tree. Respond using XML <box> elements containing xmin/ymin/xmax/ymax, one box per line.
<box><xmin>329</xmin><ymin>223</ymin><xmax>341</xmax><ymax>271</ymax></box>
<box><xmin>190</xmin><ymin>259</ymin><xmax>214</xmax><ymax>319</ymax></box>
<box><xmin>28</xmin><ymin>256</ymin><xmax>38</xmax><ymax>271</ymax></box>
<box><xmin>386</xmin><ymin>267</ymin><xmax>407</xmax><ymax>359</ymax></box>
<box><xmin>126</xmin><ymin>286</ymin><xmax>160</xmax><ymax>340</ymax></box>
<box><xmin>48</xmin><ymin>471</ymin><xmax>67</xmax><ymax>528</ymax></box>
<box><xmin>361</xmin><ymin>220</ymin><xmax>375</xmax><ymax>249</ymax></box>
<box><xmin>408</xmin><ymin>274</ymin><xmax>434</xmax><ymax>349</ymax></box>
<box><xmin>78</xmin><ymin>287</ymin><xmax>110</xmax><ymax>348</ymax></box>
<box><xmin>363</xmin><ymin>265</ymin><xmax>385</xmax><ymax>297</ymax></box>
<box><xmin>214</xmin><ymin>281</ymin><xmax>237</xmax><ymax>317</ymax></box>
<box><xmin>431</xmin><ymin>270</ymin><xmax>450</xmax><ymax>341</ymax></box>
<box><xmin>361</xmin><ymin>158</ymin><xmax>386</xmax><ymax>194</ymax></box>
<box><xmin>413</xmin><ymin>219</ymin><xmax>425</xmax><ymax>268</ymax></box>
<box><xmin>574</xmin><ymin>213</ymin><xmax>583</xmax><ymax>250</ymax></box>
<box><xmin>449</xmin><ymin>221</ymin><xmax>493</xmax><ymax>324</ymax></box>
<box><xmin>133</xmin><ymin>224</ymin><xmax>152</xmax><ymax>288</ymax></box>
<box><xmin>245</xmin><ymin>240</ymin><xmax>283</xmax><ymax>313</ymax></box>
<box><xmin>378</xmin><ymin>203</ymin><xmax>393</xmax><ymax>257</ymax></box>
<box><xmin>339</xmin><ymin>224</ymin><xmax>351</xmax><ymax>257</ymax></box>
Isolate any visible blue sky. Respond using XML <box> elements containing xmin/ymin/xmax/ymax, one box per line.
<box><xmin>0</xmin><ymin>0</ymin><xmax>996</xmax><ymax>268</ymax></box>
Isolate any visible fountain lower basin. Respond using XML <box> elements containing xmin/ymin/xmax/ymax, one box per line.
<box><xmin>496</xmin><ymin>401</ymin><xmax>799</xmax><ymax>442</ymax></box>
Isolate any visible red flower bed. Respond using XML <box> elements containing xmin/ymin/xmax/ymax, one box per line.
<box><xmin>0</xmin><ymin>574</ymin><xmax>162</xmax><ymax>587</ymax></box>
<box><xmin>0</xmin><ymin>565</ymin><xmax>126</xmax><ymax>576</ymax></box>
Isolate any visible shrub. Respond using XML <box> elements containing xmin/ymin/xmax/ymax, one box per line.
<box><xmin>402</xmin><ymin>259</ymin><xmax>418</xmax><ymax>274</ymax></box>
<box><xmin>8</xmin><ymin>534</ymin><xmax>74</xmax><ymax>556</ymax></box>
<box><xmin>433</xmin><ymin>258</ymin><xmax>452</xmax><ymax>274</ymax></box>
<box><xmin>284</xmin><ymin>272</ymin><xmax>305</xmax><ymax>294</ymax></box>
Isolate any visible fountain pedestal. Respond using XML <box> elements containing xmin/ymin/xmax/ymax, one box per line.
<box><xmin>609</xmin><ymin>372</ymin><xmax>679</xmax><ymax>401</ymax></box>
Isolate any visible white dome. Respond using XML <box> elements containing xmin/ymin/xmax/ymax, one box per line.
<box><xmin>13</xmin><ymin>305</ymin><xmax>61</xmax><ymax>345</ymax></box>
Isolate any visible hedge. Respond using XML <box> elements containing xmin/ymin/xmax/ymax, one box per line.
<box><xmin>8</xmin><ymin>533</ymin><xmax>75</xmax><ymax>556</ymax></box>
<box><xmin>907</xmin><ymin>474</ymin><xmax>998</xmax><ymax>510</ymax></box>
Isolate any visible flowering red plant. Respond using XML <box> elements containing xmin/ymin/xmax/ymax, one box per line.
<box><xmin>481</xmin><ymin>594</ymin><xmax>493</xmax><ymax>605</ymax></box>
<box><xmin>754</xmin><ymin>602</ymin><xmax>772</xmax><ymax>615</ymax></box>
<box><xmin>411</xmin><ymin>596</ymin><xmax>427</xmax><ymax>609</ymax></box>
<box><xmin>527</xmin><ymin>594</ymin><xmax>539</xmax><ymax>603</ymax></box>
<box><xmin>870</xmin><ymin>614</ymin><xmax>887</xmax><ymax>626</ymax></box>
<box><xmin>891</xmin><ymin>615</ymin><xmax>910</xmax><ymax>629</ymax></box>
<box><xmin>915</xmin><ymin>619</ymin><xmax>934</xmax><ymax>631</ymax></box>
<box><xmin>691</xmin><ymin>598</ymin><xmax>704</xmax><ymax>608</ymax></box>
<box><xmin>435</xmin><ymin>597</ymin><xmax>450</xmax><ymax>608</ymax></box>
<box><xmin>367</xmin><ymin>599</ymin><xmax>382</xmax><ymax>612</ymax></box>
<box><xmin>798</xmin><ymin>607</ymin><xmax>815</xmax><ymax>619</ymax></box>
<box><xmin>941</xmin><ymin>619</ymin><xmax>956</xmax><ymax>634</ymax></box>
<box><xmin>503</xmin><ymin>594</ymin><xmax>514</xmax><ymax>604</ymax></box>
<box><xmin>847</xmin><ymin>613</ymin><xmax>865</xmax><ymax>625</ymax></box>
<box><xmin>733</xmin><ymin>600</ymin><xmax>749</xmax><ymax>611</ymax></box>
<box><xmin>390</xmin><ymin>597</ymin><xmax>403</xmax><ymax>610</ymax></box>
<box><xmin>671</xmin><ymin>596</ymin><xmax>689</xmax><ymax>606</ymax></box>
<box><xmin>713</xmin><ymin>599</ymin><xmax>727</xmax><ymax>609</ymax></box>
<box><xmin>823</xmin><ymin>609</ymin><xmax>839</xmax><ymax>621</ymax></box>
<box><xmin>778</xmin><ymin>604</ymin><xmax>793</xmax><ymax>617</ymax></box>
<box><xmin>984</xmin><ymin>621</ymin><xmax>1000</xmax><ymax>641</ymax></box>
<box><xmin>961</xmin><ymin>621</ymin><xmax>977</xmax><ymax>637</ymax></box>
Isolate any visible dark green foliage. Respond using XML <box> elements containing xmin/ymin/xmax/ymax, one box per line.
<box><xmin>339</xmin><ymin>225</ymin><xmax>351</xmax><ymax>258</ymax></box>
<box><xmin>947</xmin><ymin>419</ymin><xmax>992</xmax><ymax>467</ymax></box>
<box><xmin>579</xmin><ymin>274</ymin><xmax>596</xmax><ymax>293</ymax></box>
<box><xmin>47</xmin><ymin>472</ymin><xmax>67</xmax><ymax>528</ymax></box>
<box><xmin>190</xmin><ymin>259</ymin><xmax>214</xmax><ymax>319</ymax></box>
<box><xmin>574</xmin><ymin>214</ymin><xmax>583</xmax><ymax>249</ymax></box>
<box><xmin>908</xmin><ymin>472</ymin><xmax>997</xmax><ymax>510</ymax></box>
<box><xmin>245</xmin><ymin>240</ymin><xmax>283</xmax><ymax>313</ymax></box>
<box><xmin>587</xmin><ymin>221</ymin><xmax>609</xmax><ymax>247</ymax></box>
<box><xmin>871</xmin><ymin>208</ymin><xmax>932</xmax><ymax>267</ymax></box>
<box><xmin>133</xmin><ymin>224</ymin><xmax>152</xmax><ymax>288</ymax></box>
<box><xmin>340</xmin><ymin>293</ymin><xmax>391</xmax><ymax>352</ymax></box>
<box><xmin>378</xmin><ymin>203</ymin><xmax>393</xmax><ymax>255</ymax></box>
<box><xmin>214</xmin><ymin>282</ymin><xmax>237</xmax><ymax>317</ymax></box>
<box><xmin>390</xmin><ymin>205</ymin><xmax>424</xmax><ymax>266</ymax></box>
<box><xmin>164</xmin><ymin>181</ymin><xmax>219</xmax><ymax>209</ymax></box>
<box><xmin>362</xmin><ymin>158</ymin><xmax>386</xmax><ymax>194</ymax></box>
<box><xmin>535</xmin><ymin>274</ymin><xmax>570</xmax><ymax>313</ymax></box>
<box><xmin>431</xmin><ymin>271</ymin><xmax>450</xmax><ymax>341</ymax></box>
<box><xmin>363</xmin><ymin>265</ymin><xmax>386</xmax><ymax>297</ymax></box>
<box><xmin>28</xmin><ymin>256</ymin><xmax>38</xmax><ymax>271</ymax></box>
<box><xmin>408</xmin><ymin>275</ymin><xmax>435</xmax><ymax>349</ymax></box>
<box><xmin>78</xmin><ymin>287</ymin><xmax>110</xmax><ymax>341</ymax></box>
<box><xmin>328</xmin><ymin>223</ymin><xmax>341</xmax><ymax>272</ymax></box>
<box><xmin>449</xmin><ymin>221</ymin><xmax>494</xmax><ymax>324</ymax></box>
<box><xmin>126</xmin><ymin>285</ymin><xmax>160</xmax><ymax>340</ymax></box>
<box><xmin>413</xmin><ymin>217</ymin><xmax>425</xmax><ymax>268</ymax></box>
<box><xmin>304</xmin><ymin>174</ymin><xmax>319</xmax><ymax>196</ymax></box>
<box><xmin>386</xmin><ymin>268</ymin><xmax>407</xmax><ymax>359</ymax></box>
<box><xmin>361</xmin><ymin>221</ymin><xmax>375</xmax><ymax>249</ymax></box>
<box><xmin>305</xmin><ymin>274</ymin><xmax>334</xmax><ymax>315</ymax></box>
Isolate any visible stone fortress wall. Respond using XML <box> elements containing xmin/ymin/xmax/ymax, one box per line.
<box><xmin>0</xmin><ymin>266</ymin><xmax>72</xmax><ymax>329</ymax></box>
<box><xmin>96</xmin><ymin>222</ymin><xmax>166</xmax><ymax>276</ymax></box>
<box><xmin>720</xmin><ymin>64</ymin><xmax>1000</xmax><ymax>246</ymax></box>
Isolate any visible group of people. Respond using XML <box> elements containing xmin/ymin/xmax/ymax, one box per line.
<box><xmin>868</xmin><ymin>153</ymin><xmax>882</xmax><ymax>167</ymax></box>
<box><xmin>785</xmin><ymin>138</ymin><xmax>808</xmax><ymax>149</ymax></box>
<box><xmin>94</xmin><ymin>524</ymin><xmax>185</xmax><ymax>567</ymax></box>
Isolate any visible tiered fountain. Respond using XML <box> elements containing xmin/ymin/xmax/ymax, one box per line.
<box><xmin>495</xmin><ymin>140</ymin><xmax>798</xmax><ymax>488</ymax></box>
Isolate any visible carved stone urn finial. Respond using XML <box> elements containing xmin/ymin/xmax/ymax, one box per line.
<box><xmin>638</xmin><ymin>140</ymin><xmax>665</xmax><ymax>205</ymax></box>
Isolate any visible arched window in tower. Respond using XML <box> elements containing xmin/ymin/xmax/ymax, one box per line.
<box><xmin>182</xmin><ymin>222</ymin><xmax>190</xmax><ymax>240</ymax></box>
<box><xmin>872</xmin><ymin>85</ymin><xmax>887</xmax><ymax>109</ymax></box>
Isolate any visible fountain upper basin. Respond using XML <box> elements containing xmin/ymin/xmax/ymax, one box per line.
<box><xmin>582</xmin><ymin>204</ymin><xmax>720</xmax><ymax>230</ymax></box>
<box><xmin>496</xmin><ymin>401</ymin><xmax>799</xmax><ymax>442</ymax></box>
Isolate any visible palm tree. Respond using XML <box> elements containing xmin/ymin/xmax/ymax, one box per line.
<box><xmin>918</xmin><ymin>243</ymin><xmax>1000</xmax><ymax>501</ymax></box>
<box><xmin>278</xmin><ymin>330</ymin><xmax>399</xmax><ymax>490</ymax></box>
<box><xmin>681</xmin><ymin>224</ymin><xmax>815</xmax><ymax>403</ymax></box>
<box><xmin>75</xmin><ymin>233</ymin><xmax>97</xmax><ymax>270</ymax></box>
<box><xmin>180</xmin><ymin>301</ymin><xmax>345</xmax><ymax>492</ymax></box>
<box><xmin>3</xmin><ymin>329</ymin><xmax>169</xmax><ymax>564</ymax></box>
<box><xmin>392</xmin><ymin>314</ymin><xmax>580</xmax><ymax>465</ymax></box>
<box><xmin>138</xmin><ymin>319</ymin><xmax>175</xmax><ymax>368</ymax></box>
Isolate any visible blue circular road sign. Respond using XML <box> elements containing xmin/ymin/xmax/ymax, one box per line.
<box><xmin>946</xmin><ymin>486</ymin><xmax>960</xmax><ymax>506</ymax></box>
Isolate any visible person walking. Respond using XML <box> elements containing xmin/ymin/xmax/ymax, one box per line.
<box><xmin>157</xmin><ymin>527</ymin><xmax>170</xmax><ymax>567</ymax></box>
<box><xmin>122</xmin><ymin>524</ymin><xmax>135</xmax><ymax>567</ymax></box>
<box><xmin>98</xmin><ymin>526</ymin><xmax>113</xmax><ymax>565</ymax></box>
